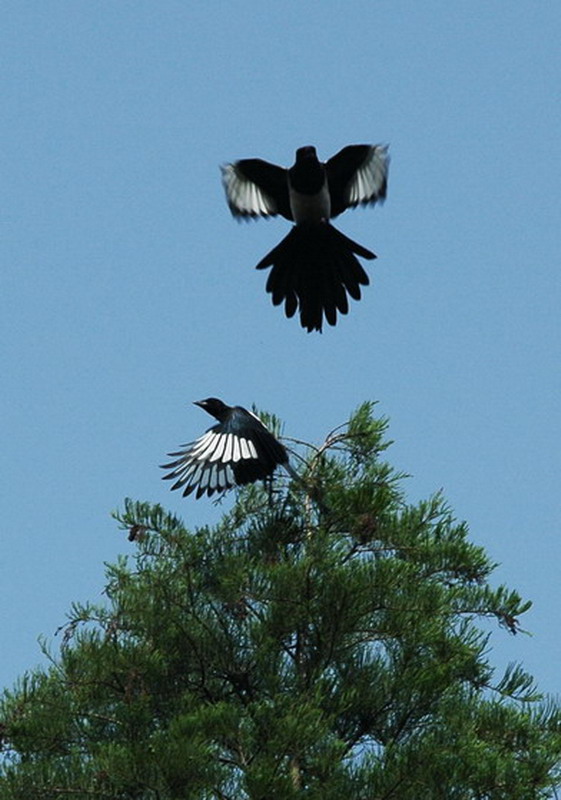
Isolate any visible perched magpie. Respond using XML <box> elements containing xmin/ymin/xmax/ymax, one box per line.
<box><xmin>161</xmin><ymin>398</ymin><xmax>291</xmax><ymax>499</ymax></box>
<box><xmin>221</xmin><ymin>144</ymin><xmax>389</xmax><ymax>332</ymax></box>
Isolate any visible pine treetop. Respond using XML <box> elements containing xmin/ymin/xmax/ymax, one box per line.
<box><xmin>1</xmin><ymin>404</ymin><xmax>560</xmax><ymax>799</ymax></box>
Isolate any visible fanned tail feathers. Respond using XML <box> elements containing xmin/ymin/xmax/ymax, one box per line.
<box><xmin>256</xmin><ymin>223</ymin><xmax>375</xmax><ymax>332</ymax></box>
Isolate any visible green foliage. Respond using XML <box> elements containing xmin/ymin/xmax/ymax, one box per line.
<box><xmin>1</xmin><ymin>404</ymin><xmax>560</xmax><ymax>798</ymax></box>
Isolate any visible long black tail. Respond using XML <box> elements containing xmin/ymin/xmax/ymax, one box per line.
<box><xmin>255</xmin><ymin>222</ymin><xmax>376</xmax><ymax>332</ymax></box>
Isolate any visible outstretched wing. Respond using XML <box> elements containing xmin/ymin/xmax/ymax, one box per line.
<box><xmin>326</xmin><ymin>144</ymin><xmax>389</xmax><ymax>218</ymax></box>
<box><xmin>161</xmin><ymin>411</ymin><xmax>288</xmax><ymax>499</ymax></box>
<box><xmin>221</xmin><ymin>159</ymin><xmax>292</xmax><ymax>220</ymax></box>
<box><xmin>161</xmin><ymin>426</ymin><xmax>260</xmax><ymax>499</ymax></box>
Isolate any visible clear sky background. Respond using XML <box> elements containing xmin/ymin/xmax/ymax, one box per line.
<box><xmin>2</xmin><ymin>2</ymin><xmax>560</xmax><ymax>698</ymax></box>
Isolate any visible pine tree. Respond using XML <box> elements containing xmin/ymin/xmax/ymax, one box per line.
<box><xmin>1</xmin><ymin>403</ymin><xmax>560</xmax><ymax>799</ymax></box>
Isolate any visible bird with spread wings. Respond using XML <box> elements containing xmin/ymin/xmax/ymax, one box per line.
<box><xmin>221</xmin><ymin>144</ymin><xmax>389</xmax><ymax>332</ymax></box>
<box><xmin>161</xmin><ymin>398</ymin><xmax>294</xmax><ymax>499</ymax></box>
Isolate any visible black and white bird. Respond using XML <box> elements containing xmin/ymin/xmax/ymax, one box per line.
<box><xmin>221</xmin><ymin>143</ymin><xmax>389</xmax><ymax>332</ymax></box>
<box><xmin>161</xmin><ymin>398</ymin><xmax>292</xmax><ymax>499</ymax></box>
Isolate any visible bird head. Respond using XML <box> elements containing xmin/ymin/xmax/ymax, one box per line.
<box><xmin>295</xmin><ymin>145</ymin><xmax>318</xmax><ymax>162</ymax></box>
<box><xmin>194</xmin><ymin>397</ymin><xmax>230</xmax><ymax>421</ymax></box>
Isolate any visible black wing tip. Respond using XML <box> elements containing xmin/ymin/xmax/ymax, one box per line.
<box><xmin>348</xmin><ymin>184</ymin><xmax>388</xmax><ymax>212</ymax></box>
<box><xmin>161</xmin><ymin>470</ymin><xmax>178</xmax><ymax>480</ymax></box>
<box><xmin>227</xmin><ymin>203</ymin><xmax>269</xmax><ymax>222</ymax></box>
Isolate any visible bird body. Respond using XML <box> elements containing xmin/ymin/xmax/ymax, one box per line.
<box><xmin>221</xmin><ymin>143</ymin><xmax>389</xmax><ymax>331</ymax></box>
<box><xmin>288</xmin><ymin>146</ymin><xmax>331</xmax><ymax>222</ymax></box>
<box><xmin>289</xmin><ymin>182</ymin><xmax>331</xmax><ymax>224</ymax></box>
<box><xmin>161</xmin><ymin>398</ymin><xmax>290</xmax><ymax>499</ymax></box>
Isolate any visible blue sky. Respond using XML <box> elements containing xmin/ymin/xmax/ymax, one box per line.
<box><xmin>2</xmin><ymin>2</ymin><xmax>560</xmax><ymax>697</ymax></box>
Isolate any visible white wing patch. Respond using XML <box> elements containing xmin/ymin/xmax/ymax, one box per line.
<box><xmin>221</xmin><ymin>163</ymin><xmax>279</xmax><ymax>218</ymax></box>
<box><xmin>191</xmin><ymin>430</ymin><xmax>216</xmax><ymax>457</ymax></box>
<box><xmin>346</xmin><ymin>145</ymin><xmax>389</xmax><ymax>207</ymax></box>
<box><xmin>239</xmin><ymin>438</ymin><xmax>251</xmax><ymax>460</ymax></box>
<box><xmin>162</xmin><ymin>429</ymin><xmax>263</xmax><ymax>499</ymax></box>
<box><xmin>222</xmin><ymin>433</ymin><xmax>233</xmax><ymax>463</ymax></box>
<box><xmin>209</xmin><ymin>433</ymin><xmax>227</xmax><ymax>462</ymax></box>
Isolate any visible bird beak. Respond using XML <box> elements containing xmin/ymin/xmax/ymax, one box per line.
<box><xmin>193</xmin><ymin>400</ymin><xmax>205</xmax><ymax>409</ymax></box>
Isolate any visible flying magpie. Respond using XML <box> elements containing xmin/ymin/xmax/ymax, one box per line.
<box><xmin>221</xmin><ymin>143</ymin><xmax>389</xmax><ymax>332</ymax></box>
<box><xmin>161</xmin><ymin>398</ymin><xmax>292</xmax><ymax>499</ymax></box>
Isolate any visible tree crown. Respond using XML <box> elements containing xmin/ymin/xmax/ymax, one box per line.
<box><xmin>1</xmin><ymin>403</ymin><xmax>560</xmax><ymax>799</ymax></box>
